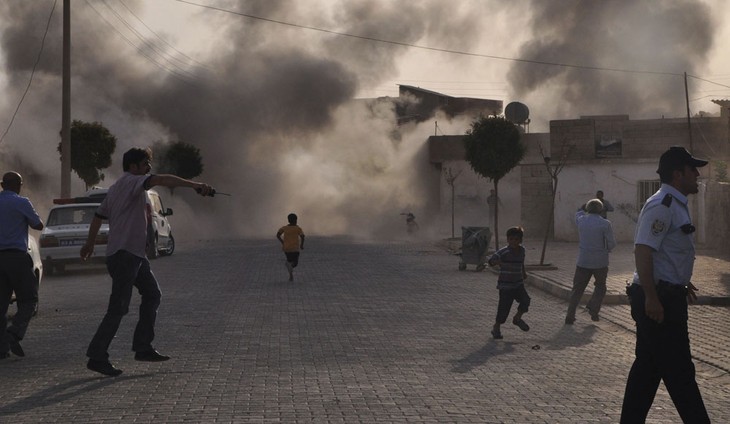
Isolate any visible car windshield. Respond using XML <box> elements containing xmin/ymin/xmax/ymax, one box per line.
<box><xmin>47</xmin><ymin>206</ymin><xmax>98</xmax><ymax>226</ymax></box>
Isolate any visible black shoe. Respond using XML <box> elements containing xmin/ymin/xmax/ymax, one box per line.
<box><xmin>87</xmin><ymin>359</ymin><xmax>123</xmax><ymax>376</ymax></box>
<box><xmin>513</xmin><ymin>318</ymin><xmax>530</xmax><ymax>332</ymax></box>
<box><xmin>0</xmin><ymin>351</ymin><xmax>9</xmax><ymax>359</ymax></box>
<box><xmin>134</xmin><ymin>349</ymin><xmax>170</xmax><ymax>362</ymax></box>
<box><xmin>8</xmin><ymin>334</ymin><xmax>24</xmax><ymax>357</ymax></box>
<box><xmin>565</xmin><ymin>316</ymin><xmax>575</xmax><ymax>325</ymax></box>
<box><xmin>586</xmin><ymin>307</ymin><xmax>600</xmax><ymax>322</ymax></box>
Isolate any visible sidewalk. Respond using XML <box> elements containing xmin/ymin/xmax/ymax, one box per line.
<box><xmin>443</xmin><ymin>238</ymin><xmax>730</xmax><ymax>305</ymax></box>
<box><xmin>521</xmin><ymin>239</ymin><xmax>730</xmax><ymax>306</ymax></box>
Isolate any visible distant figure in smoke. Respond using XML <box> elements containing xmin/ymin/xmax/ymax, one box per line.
<box><xmin>400</xmin><ymin>212</ymin><xmax>419</xmax><ymax>234</ymax></box>
<box><xmin>81</xmin><ymin>147</ymin><xmax>214</xmax><ymax>377</ymax></box>
<box><xmin>277</xmin><ymin>213</ymin><xmax>305</xmax><ymax>282</ymax></box>
<box><xmin>486</xmin><ymin>189</ymin><xmax>503</xmax><ymax>229</ymax></box>
<box><xmin>0</xmin><ymin>172</ymin><xmax>44</xmax><ymax>360</ymax></box>
<box><xmin>579</xmin><ymin>190</ymin><xmax>614</xmax><ymax>219</ymax></box>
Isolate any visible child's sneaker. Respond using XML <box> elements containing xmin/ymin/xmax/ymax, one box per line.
<box><xmin>513</xmin><ymin>317</ymin><xmax>530</xmax><ymax>332</ymax></box>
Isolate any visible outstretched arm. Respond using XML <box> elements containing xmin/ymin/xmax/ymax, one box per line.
<box><xmin>147</xmin><ymin>174</ymin><xmax>213</xmax><ymax>196</ymax></box>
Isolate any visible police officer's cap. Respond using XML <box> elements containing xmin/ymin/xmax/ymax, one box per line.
<box><xmin>657</xmin><ymin>146</ymin><xmax>708</xmax><ymax>174</ymax></box>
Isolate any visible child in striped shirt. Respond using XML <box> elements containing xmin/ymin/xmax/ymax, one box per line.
<box><xmin>487</xmin><ymin>226</ymin><xmax>531</xmax><ymax>339</ymax></box>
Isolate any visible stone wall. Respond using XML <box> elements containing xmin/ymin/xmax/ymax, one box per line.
<box><xmin>704</xmin><ymin>181</ymin><xmax>730</xmax><ymax>251</ymax></box>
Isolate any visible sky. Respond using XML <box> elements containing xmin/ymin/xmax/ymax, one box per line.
<box><xmin>1</xmin><ymin>0</ymin><xmax>729</xmax><ymax>239</ymax></box>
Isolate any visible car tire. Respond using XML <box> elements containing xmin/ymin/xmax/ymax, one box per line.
<box><xmin>44</xmin><ymin>261</ymin><xmax>55</xmax><ymax>276</ymax></box>
<box><xmin>148</xmin><ymin>234</ymin><xmax>159</xmax><ymax>259</ymax></box>
<box><xmin>163</xmin><ymin>234</ymin><xmax>175</xmax><ymax>256</ymax></box>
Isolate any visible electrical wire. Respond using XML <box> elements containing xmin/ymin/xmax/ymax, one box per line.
<box><xmin>86</xmin><ymin>0</ymin><xmax>199</xmax><ymax>83</ymax></box>
<box><xmin>174</xmin><ymin>0</ymin><xmax>683</xmax><ymax>78</ymax></box>
<box><xmin>0</xmin><ymin>0</ymin><xmax>57</xmax><ymax>145</ymax></box>
<box><xmin>119</xmin><ymin>0</ymin><xmax>211</xmax><ymax>71</ymax></box>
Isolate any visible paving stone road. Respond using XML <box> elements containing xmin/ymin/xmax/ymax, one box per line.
<box><xmin>1</xmin><ymin>236</ymin><xmax>728</xmax><ymax>423</ymax></box>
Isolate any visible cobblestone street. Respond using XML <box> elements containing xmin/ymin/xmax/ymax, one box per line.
<box><xmin>1</xmin><ymin>237</ymin><xmax>728</xmax><ymax>423</ymax></box>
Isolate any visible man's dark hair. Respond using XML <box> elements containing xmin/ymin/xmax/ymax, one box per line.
<box><xmin>122</xmin><ymin>147</ymin><xmax>152</xmax><ymax>171</ymax></box>
<box><xmin>287</xmin><ymin>213</ymin><xmax>298</xmax><ymax>224</ymax></box>
<box><xmin>506</xmin><ymin>226</ymin><xmax>524</xmax><ymax>239</ymax></box>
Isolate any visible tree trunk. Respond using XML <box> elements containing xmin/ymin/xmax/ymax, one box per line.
<box><xmin>540</xmin><ymin>176</ymin><xmax>558</xmax><ymax>265</ymax></box>
<box><xmin>493</xmin><ymin>181</ymin><xmax>500</xmax><ymax>251</ymax></box>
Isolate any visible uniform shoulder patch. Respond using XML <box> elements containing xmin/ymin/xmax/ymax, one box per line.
<box><xmin>661</xmin><ymin>193</ymin><xmax>673</xmax><ymax>207</ymax></box>
<box><xmin>651</xmin><ymin>219</ymin><xmax>666</xmax><ymax>235</ymax></box>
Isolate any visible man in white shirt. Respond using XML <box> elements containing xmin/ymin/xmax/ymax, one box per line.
<box><xmin>81</xmin><ymin>147</ymin><xmax>213</xmax><ymax>376</ymax></box>
<box><xmin>565</xmin><ymin>198</ymin><xmax>616</xmax><ymax>324</ymax></box>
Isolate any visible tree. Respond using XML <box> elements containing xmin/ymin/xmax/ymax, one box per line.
<box><xmin>538</xmin><ymin>140</ymin><xmax>575</xmax><ymax>265</ymax></box>
<box><xmin>57</xmin><ymin>120</ymin><xmax>116</xmax><ymax>190</ymax></box>
<box><xmin>463</xmin><ymin>116</ymin><xmax>526</xmax><ymax>251</ymax></box>
<box><xmin>151</xmin><ymin>140</ymin><xmax>204</xmax><ymax>194</ymax></box>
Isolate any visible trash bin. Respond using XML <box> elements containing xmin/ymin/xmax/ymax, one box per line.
<box><xmin>458</xmin><ymin>226</ymin><xmax>491</xmax><ymax>271</ymax></box>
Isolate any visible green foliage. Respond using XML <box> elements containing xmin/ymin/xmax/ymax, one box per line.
<box><xmin>463</xmin><ymin>116</ymin><xmax>525</xmax><ymax>182</ymax></box>
<box><xmin>57</xmin><ymin>120</ymin><xmax>116</xmax><ymax>190</ymax></box>
<box><xmin>152</xmin><ymin>140</ymin><xmax>204</xmax><ymax>180</ymax></box>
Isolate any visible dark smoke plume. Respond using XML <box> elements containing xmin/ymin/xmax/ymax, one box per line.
<box><xmin>507</xmin><ymin>1</ymin><xmax>716</xmax><ymax>120</ymax></box>
<box><xmin>0</xmin><ymin>0</ymin><xmax>483</xmax><ymax>238</ymax></box>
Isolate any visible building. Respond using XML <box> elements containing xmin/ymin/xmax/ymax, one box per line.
<box><xmin>428</xmin><ymin>107</ymin><xmax>730</xmax><ymax>248</ymax></box>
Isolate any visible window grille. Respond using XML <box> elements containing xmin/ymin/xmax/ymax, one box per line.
<box><xmin>637</xmin><ymin>180</ymin><xmax>661</xmax><ymax>208</ymax></box>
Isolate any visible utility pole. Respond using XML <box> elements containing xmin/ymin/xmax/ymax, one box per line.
<box><xmin>61</xmin><ymin>0</ymin><xmax>71</xmax><ymax>197</ymax></box>
<box><xmin>684</xmin><ymin>72</ymin><xmax>693</xmax><ymax>153</ymax></box>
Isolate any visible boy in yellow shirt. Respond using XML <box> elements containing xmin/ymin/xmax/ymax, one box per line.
<box><xmin>276</xmin><ymin>213</ymin><xmax>305</xmax><ymax>281</ymax></box>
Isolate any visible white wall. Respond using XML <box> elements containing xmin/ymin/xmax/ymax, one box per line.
<box><xmin>552</xmin><ymin>161</ymin><xmax>704</xmax><ymax>242</ymax></box>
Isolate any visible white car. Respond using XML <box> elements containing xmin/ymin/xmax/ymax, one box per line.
<box><xmin>39</xmin><ymin>202</ymin><xmax>108</xmax><ymax>274</ymax></box>
<box><xmin>85</xmin><ymin>187</ymin><xmax>174</xmax><ymax>258</ymax></box>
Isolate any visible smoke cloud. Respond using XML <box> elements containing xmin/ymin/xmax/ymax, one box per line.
<box><xmin>0</xmin><ymin>1</ymin><xmax>721</xmax><ymax>240</ymax></box>
<box><xmin>507</xmin><ymin>1</ymin><xmax>717</xmax><ymax>122</ymax></box>
<box><xmin>0</xmin><ymin>0</ymin><xmax>485</xmax><ymax>239</ymax></box>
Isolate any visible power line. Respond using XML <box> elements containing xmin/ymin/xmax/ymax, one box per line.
<box><xmin>85</xmin><ymin>0</ymin><xmax>199</xmax><ymax>83</ymax></box>
<box><xmin>0</xmin><ymin>0</ymin><xmax>58</xmax><ymax>145</ymax></box>
<box><xmin>118</xmin><ymin>0</ymin><xmax>211</xmax><ymax>71</ymax></box>
<box><xmin>174</xmin><ymin>0</ymin><xmax>683</xmax><ymax>78</ymax></box>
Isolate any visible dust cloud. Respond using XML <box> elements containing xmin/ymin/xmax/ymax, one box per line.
<box><xmin>0</xmin><ymin>1</ymin><xmax>721</xmax><ymax>239</ymax></box>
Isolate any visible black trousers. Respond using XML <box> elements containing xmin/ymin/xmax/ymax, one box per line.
<box><xmin>495</xmin><ymin>285</ymin><xmax>530</xmax><ymax>324</ymax></box>
<box><xmin>285</xmin><ymin>252</ymin><xmax>300</xmax><ymax>268</ymax></box>
<box><xmin>620</xmin><ymin>283</ymin><xmax>710</xmax><ymax>423</ymax></box>
<box><xmin>0</xmin><ymin>251</ymin><xmax>37</xmax><ymax>354</ymax></box>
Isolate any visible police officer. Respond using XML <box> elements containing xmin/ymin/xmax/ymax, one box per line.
<box><xmin>0</xmin><ymin>171</ymin><xmax>44</xmax><ymax>359</ymax></box>
<box><xmin>620</xmin><ymin>147</ymin><xmax>710</xmax><ymax>423</ymax></box>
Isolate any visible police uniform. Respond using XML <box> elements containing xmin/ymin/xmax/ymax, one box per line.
<box><xmin>621</xmin><ymin>183</ymin><xmax>710</xmax><ymax>423</ymax></box>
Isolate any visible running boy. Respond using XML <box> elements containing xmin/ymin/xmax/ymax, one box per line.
<box><xmin>276</xmin><ymin>213</ymin><xmax>305</xmax><ymax>281</ymax></box>
<box><xmin>487</xmin><ymin>226</ymin><xmax>530</xmax><ymax>339</ymax></box>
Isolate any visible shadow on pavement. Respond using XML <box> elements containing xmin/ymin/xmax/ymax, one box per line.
<box><xmin>543</xmin><ymin>324</ymin><xmax>598</xmax><ymax>351</ymax></box>
<box><xmin>450</xmin><ymin>341</ymin><xmax>517</xmax><ymax>373</ymax></box>
<box><xmin>0</xmin><ymin>373</ymin><xmax>153</xmax><ymax>416</ymax></box>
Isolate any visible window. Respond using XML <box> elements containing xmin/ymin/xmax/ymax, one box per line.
<box><xmin>637</xmin><ymin>180</ymin><xmax>661</xmax><ymax>208</ymax></box>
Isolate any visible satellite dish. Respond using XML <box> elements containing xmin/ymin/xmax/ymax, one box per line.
<box><xmin>505</xmin><ymin>102</ymin><xmax>530</xmax><ymax>124</ymax></box>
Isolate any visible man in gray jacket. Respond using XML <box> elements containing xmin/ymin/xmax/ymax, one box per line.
<box><xmin>565</xmin><ymin>198</ymin><xmax>616</xmax><ymax>324</ymax></box>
